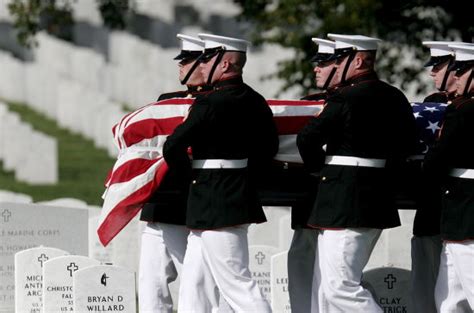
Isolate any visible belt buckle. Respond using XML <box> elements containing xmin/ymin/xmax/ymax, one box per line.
<box><xmin>220</xmin><ymin>162</ymin><xmax>224</xmax><ymax>169</ymax></box>
<box><xmin>283</xmin><ymin>162</ymin><xmax>289</xmax><ymax>170</ymax></box>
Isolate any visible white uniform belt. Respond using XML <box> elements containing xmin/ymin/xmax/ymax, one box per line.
<box><xmin>449</xmin><ymin>168</ymin><xmax>474</xmax><ymax>179</ymax></box>
<box><xmin>192</xmin><ymin>159</ymin><xmax>248</xmax><ymax>169</ymax></box>
<box><xmin>325</xmin><ymin>156</ymin><xmax>386</xmax><ymax>168</ymax></box>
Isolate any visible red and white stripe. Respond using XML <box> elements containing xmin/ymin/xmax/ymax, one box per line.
<box><xmin>98</xmin><ymin>98</ymin><xmax>324</xmax><ymax>246</ymax></box>
<box><xmin>268</xmin><ymin>99</ymin><xmax>324</xmax><ymax>163</ymax></box>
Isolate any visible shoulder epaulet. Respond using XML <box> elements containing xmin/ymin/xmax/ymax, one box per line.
<box><xmin>157</xmin><ymin>90</ymin><xmax>188</xmax><ymax>101</ymax></box>
<box><xmin>301</xmin><ymin>92</ymin><xmax>327</xmax><ymax>101</ymax></box>
<box><xmin>423</xmin><ymin>92</ymin><xmax>448</xmax><ymax>104</ymax></box>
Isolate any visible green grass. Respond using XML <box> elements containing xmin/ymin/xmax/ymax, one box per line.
<box><xmin>0</xmin><ymin>101</ymin><xmax>116</xmax><ymax>205</ymax></box>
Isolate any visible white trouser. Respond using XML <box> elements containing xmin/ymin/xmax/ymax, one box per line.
<box><xmin>435</xmin><ymin>241</ymin><xmax>474</xmax><ymax>312</ymax></box>
<box><xmin>410</xmin><ymin>235</ymin><xmax>442</xmax><ymax>313</ymax></box>
<box><xmin>312</xmin><ymin>228</ymin><xmax>383</xmax><ymax>313</ymax></box>
<box><xmin>288</xmin><ymin>228</ymin><xmax>318</xmax><ymax>313</ymax></box>
<box><xmin>178</xmin><ymin>225</ymin><xmax>271</xmax><ymax>313</ymax></box>
<box><xmin>139</xmin><ymin>223</ymin><xmax>190</xmax><ymax>313</ymax></box>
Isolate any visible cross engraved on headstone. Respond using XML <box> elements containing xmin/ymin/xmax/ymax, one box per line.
<box><xmin>384</xmin><ymin>274</ymin><xmax>397</xmax><ymax>289</ymax></box>
<box><xmin>1</xmin><ymin>209</ymin><xmax>12</xmax><ymax>222</ymax></box>
<box><xmin>255</xmin><ymin>252</ymin><xmax>266</xmax><ymax>265</ymax></box>
<box><xmin>67</xmin><ymin>262</ymin><xmax>79</xmax><ymax>277</ymax></box>
<box><xmin>38</xmin><ymin>253</ymin><xmax>49</xmax><ymax>268</ymax></box>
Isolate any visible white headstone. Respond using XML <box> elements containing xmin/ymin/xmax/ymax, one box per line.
<box><xmin>88</xmin><ymin>207</ymin><xmax>114</xmax><ymax>264</ymax></box>
<box><xmin>0</xmin><ymin>202</ymin><xmax>88</xmax><ymax>312</ymax></box>
<box><xmin>14</xmin><ymin>247</ymin><xmax>69</xmax><ymax>313</ymax></box>
<box><xmin>366</xmin><ymin>210</ymin><xmax>415</xmax><ymax>271</ymax></box>
<box><xmin>249</xmin><ymin>245</ymin><xmax>280</xmax><ymax>302</ymax></box>
<box><xmin>37</xmin><ymin>198</ymin><xmax>88</xmax><ymax>209</ymax></box>
<box><xmin>111</xmin><ymin>216</ymin><xmax>143</xmax><ymax>275</ymax></box>
<box><xmin>73</xmin><ymin>265</ymin><xmax>136</xmax><ymax>313</ymax></box>
<box><xmin>42</xmin><ymin>255</ymin><xmax>100</xmax><ymax>313</ymax></box>
<box><xmin>248</xmin><ymin>206</ymin><xmax>291</xmax><ymax>248</ymax></box>
<box><xmin>271</xmin><ymin>251</ymin><xmax>291</xmax><ymax>313</ymax></box>
<box><xmin>0</xmin><ymin>190</ymin><xmax>32</xmax><ymax>203</ymax></box>
<box><xmin>15</xmin><ymin>132</ymin><xmax>58</xmax><ymax>184</ymax></box>
<box><xmin>362</xmin><ymin>267</ymin><xmax>412</xmax><ymax>313</ymax></box>
<box><xmin>278</xmin><ymin>214</ymin><xmax>293</xmax><ymax>251</ymax></box>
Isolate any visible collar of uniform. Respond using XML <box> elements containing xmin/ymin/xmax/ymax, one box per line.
<box><xmin>213</xmin><ymin>75</ymin><xmax>244</xmax><ymax>90</ymax></box>
<box><xmin>447</xmin><ymin>91</ymin><xmax>458</xmax><ymax>101</ymax></box>
<box><xmin>345</xmin><ymin>71</ymin><xmax>379</xmax><ymax>86</ymax></box>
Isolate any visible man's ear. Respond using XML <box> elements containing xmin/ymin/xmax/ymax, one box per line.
<box><xmin>221</xmin><ymin>60</ymin><xmax>230</xmax><ymax>73</ymax></box>
<box><xmin>354</xmin><ymin>55</ymin><xmax>364</xmax><ymax>69</ymax></box>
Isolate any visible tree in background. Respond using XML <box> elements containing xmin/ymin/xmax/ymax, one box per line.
<box><xmin>7</xmin><ymin>0</ymin><xmax>473</xmax><ymax>96</ymax></box>
<box><xmin>233</xmin><ymin>0</ymin><xmax>473</xmax><ymax>96</ymax></box>
<box><xmin>8</xmin><ymin>0</ymin><xmax>129</xmax><ymax>48</ymax></box>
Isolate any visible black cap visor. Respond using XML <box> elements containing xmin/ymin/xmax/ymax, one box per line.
<box><xmin>200</xmin><ymin>47</ymin><xmax>225</xmax><ymax>62</ymax></box>
<box><xmin>326</xmin><ymin>47</ymin><xmax>356</xmax><ymax>62</ymax></box>
<box><xmin>174</xmin><ymin>50</ymin><xmax>202</xmax><ymax>61</ymax></box>
<box><xmin>311</xmin><ymin>52</ymin><xmax>333</xmax><ymax>63</ymax></box>
<box><xmin>450</xmin><ymin>60</ymin><xmax>474</xmax><ymax>76</ymax></box>
<box><xmin>424</xmin><ymin>55</ymin><xmax>453</xmax><ymax>68</ymax></box>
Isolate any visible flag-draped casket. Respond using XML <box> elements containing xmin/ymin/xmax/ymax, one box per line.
<box><xmin>98</xmin><ymin>98</ymin><xmax>325</xmax><ymax>246</ymax></box>
<box><xmin>98</xmin><ymin>99</ymin><xmax>450</xmax><ymax>246</ymax></box>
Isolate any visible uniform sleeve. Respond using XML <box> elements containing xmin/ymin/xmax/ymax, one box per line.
<box><xmin>296</xmin><ymin>96</ymin><xmax>344</xmax><ymax>172</ymax></box>
<box><xmin>391</xmin><ymin>93</ymin><xmax>418</xmax><ymax>163</ymax></box>
<box><xmin>163</xmin><ymin>98</ymin><xmax>209</xmax><ymax>170</ymax></box>
<box><xmin>255</xmin><ymin>100</ymin><xmax>279</xmax><ymax>161</ymax></box>
<box><xmin>248</xmin><ymin>98</ymin><xmax>279</xmax><ymax>183</ymax></box>
<box><xmin>423</xmin><ymin>107</ymin><xmax>464</xmax><ymax>181</ymax></box>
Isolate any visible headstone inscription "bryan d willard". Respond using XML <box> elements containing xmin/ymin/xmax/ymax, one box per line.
<box><xmin>73</xmin><ymin>265</ymin><xmax>136</xmax><ymax>313</ymax></box>
<box><xmin>14</xmin><ymin>247</ymin><xmax>69</xmax><ymax>313</ymax></box>
<box><xmin>0</xmin><ymin>201</ymin><xmax>88</xmax><ymax>313</ymax></box>
<box><xmin>42</xmin><ymin>255</ymin><xmax>100</xmax><ymax>312</ymax></box>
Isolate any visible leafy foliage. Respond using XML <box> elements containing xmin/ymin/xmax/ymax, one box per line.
<box><xmin>8</xmin><ymin>0</ymin><xmax>130</xmax><ymax>48</ymax></box>
<box><xmin>8</xmin><ymin>0</ymin><xmax>74</xmax><ymax>47</ymax></box>
<box><xmin>96</xmin><ymin>0</ymin><xmax>129</xmax><ymax>30</ymax></box>
<box><xmin>233</xmin><ymin>0</ymin><xmax>474</xmax><ymax>97</ymax></box>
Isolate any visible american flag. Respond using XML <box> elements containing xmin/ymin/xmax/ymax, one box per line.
<box><xmin>97</xmin><ymin>98</ymin><xmax>325</xmax><ymax>246</ymax></box>
<box><xmin>411</xmin><ymin>102</ymin><xmax>448</xmax><ymax>158</ymax></box>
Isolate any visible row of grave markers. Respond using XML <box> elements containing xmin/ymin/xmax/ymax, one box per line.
<box><xmin>0</xmin><ymin>102</ymin><xmax>58</xmax><ymax>184</ymax></box>
<box><xmin>15</xmin><ymin>246</ymin><xmax>135</xmax><ymax>313</ymax></box>
<box><xmin>12</xmin><ymin>245</ymin><xmax>294</xmax><ymax>313</ymax></box>
<box><xmin>0</xmin><ymin>200</ymin><xmax>414</xmax><ymax>312</ymax></box>
<box><xmin>0</xmin><ymin>201</ymin><xmax>295</xmax><ymax>312</ymax></box>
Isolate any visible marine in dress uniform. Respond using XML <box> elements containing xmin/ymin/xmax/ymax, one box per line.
<box><xmin>424</xmin><ymin>43</ymin><xmax>474</xmax><ymax>313</ymax></box>
<box><xmin>409</xmin><ymin>41</ymin><xmax>462</xmax><ymax>313</ymax></box>
<box><xmin>297</xmin><ymin>34</ymin><xmax>417</xmax><ymax>313</ymax></box>
<box><xmin>163</xmin><ymin>34</ymin><xmax>278</xmax><ymax>313</ymax></box>
<box><xmin>286</xmin><ymin>38</ymin><xmax>338</xmax><ymax>313</ymax></box>
<box><xmin>138</xmin><ymin>34</ymin><xmax>218</xmax><ymax>313</ymax></box>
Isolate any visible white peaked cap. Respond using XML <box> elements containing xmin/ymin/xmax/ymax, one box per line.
<box><xmin>177</xmin><ymin>34</ymin><xmax>205</xmax><ymax>51</ymax></box>
<box><xmin>328</xmin><ymin>34</ymin><xmax>382</xmax><ymax>51</ymax></box>
<box><xmin>449</xmin><ymin>43</ymin><xmax>474</xmax><ymax>61</ymax></box>
<box><xmin>312</xmin><ymin>38</ymin><xmax>335</xmax><ymax>54</ymax></box>
<box><xmin>422</xmin><ymin>41</ymin><xmax>464</xmax><ymax>57</ymax></box>
<box><xmin>198</xmin><ymin>33</ymin><xmax>250</xmax><ymax>52</ymax></box>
